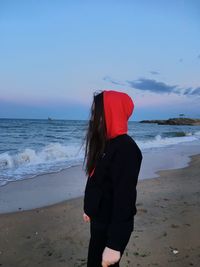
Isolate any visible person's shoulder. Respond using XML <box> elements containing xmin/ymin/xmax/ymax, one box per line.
<box><xmin>117</xmin><ymin>134</ymin><xmax>143</xmax><ymax>160</ymax></box>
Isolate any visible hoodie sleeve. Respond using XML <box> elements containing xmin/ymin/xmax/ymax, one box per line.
<box><xmin>105</xmin><ymin>142</ymin><xmax>142</xmax><ymax>252</ymax></box>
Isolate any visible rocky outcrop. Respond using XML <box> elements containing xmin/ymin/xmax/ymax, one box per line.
<box><xmin>139</xmin><ymin>118</ymin><xmax>200</xmax><ymax>126</ymax></box>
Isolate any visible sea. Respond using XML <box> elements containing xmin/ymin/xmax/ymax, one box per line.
<box><xmin>0</xmin><ymin>118</ymin><xmax>200</xmax><ymax>187</ymax></box>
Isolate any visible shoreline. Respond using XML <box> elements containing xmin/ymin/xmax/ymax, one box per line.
<box><xmin>1</xmin><ymin>141</ymin><xmax>200</xmax><ymax>214</ymax></box>
<box><xmin>1</xmin><ymin>138</ymin><xmax>200</xmax><ymax>189</ymax></box>
<box><xmin>0</xmin><ymin>153</ymin><xmax>199</xmax><ymax>266</ymax></box>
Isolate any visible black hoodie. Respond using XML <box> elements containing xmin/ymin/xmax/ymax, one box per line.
<box><xmin>83</xmin><ymin>90</ymin><xmax>143</xmax><ymax>252</ymax></box>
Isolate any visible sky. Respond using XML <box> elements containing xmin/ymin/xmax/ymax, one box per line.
<box><xmin>0</xmin><ymin>0</ymin><xmax>200</xmax><ymax>120</ymax></box>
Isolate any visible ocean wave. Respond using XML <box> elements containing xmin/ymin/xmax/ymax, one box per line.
<box><xmin>0</xmin><ymin>142</ymin><xmax>83</xmax><ymax>171</ymax></box>
<box><xmin>0</xmin><ymin>129</ymin><xmax>200</xmax><ymax>186</ymax></box>
<box><xmin>138</xmin><ymin>131</ymin><xmax>200</xmax><ymax>150</ymax></box>
<box><xmin>162</xmin><ymin>131</ymin><xmax>192</xmax><ymax>137</ymax></box>
<box><xmin>0</xmin><ymin>132</ymin><xmax>199</xmax><ymax>170</ymax></box>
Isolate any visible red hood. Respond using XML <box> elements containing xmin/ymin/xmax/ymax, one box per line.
<box><xmin>103</xmin><ymin>90</ymin><xmax>134</xmax><ymax>139</ymax></box>
<box><xmin>89</xmin><ymin>90</ymin><xmax>134</xmax><ymax>177</ymax></box>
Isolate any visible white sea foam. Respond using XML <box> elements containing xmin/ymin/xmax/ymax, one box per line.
<box><xmin>138</xmin><ymin>131</ymin><xmax>200</xmax><ymax>150</ymax></box>
<box><xmin>0</xmin><ymin>143</ymin><xmax>83</xmax><ymax>170</ymax></box>
<box><xmin>0</xmin><ymin>142</ymin><xmax>85</xmax><ymax>186</ymax></box>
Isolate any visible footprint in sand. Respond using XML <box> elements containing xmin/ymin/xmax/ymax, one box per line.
<box><xmin>137</xmin><ymin>208</ymin><xmax>148</xmax><ymax>213</ymax></box>
<box><xmin>171</xmin><ymin>223</ymin><xmax>180</xmax><ymax>228</ymax></box>
<box><xmin>184</xmin><ymin>223</ymin><xmax>191</xmax><ymax>227</ymax></box>
<box><xmin>136</xmin><ymin>202</ymin><xmax>143</xmax><ymax>206</ymax></box>
<box><xmin>162</xmin><ymin>217</ymin><xmax>168</xmax><ymax>222</ymax></box>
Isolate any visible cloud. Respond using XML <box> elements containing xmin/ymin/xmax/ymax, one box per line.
<box><xmin>128</xmin><ymin>78</ymin><xmax>200</xmax><ymax>96</ymax></box>
<box><xmin>149</xmin><ymin>71</ymin><xmax>160</xmax><ymax>75</ymax></box>
<box><xmin>103</xmin><ymin>76</ymin><xmax>126</xmax><ymax>86</ymax></box>
<box><xmin>127</xmin><ymin>78</ymin><xmax>200</xmax><ymax>96</ymax></box>
<box><xmin>126</xmin><ymin>78</ymin><xmax>180</xmax><ymax>94</ymax></box>
<box><xmin>184</xmin><ymin>87</ymin><xmax>200</xmax><ymax>95</ymax></box>
<box><xmin>104</xmin><ymin>75</ymin><xmax>200</xmax><ymax>97</ymax></box>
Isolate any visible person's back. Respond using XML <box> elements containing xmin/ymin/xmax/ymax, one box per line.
<box><xmin>84</xmin><ymin>133</ymin><xmax>142</xmax><ymax>223</ymax></box>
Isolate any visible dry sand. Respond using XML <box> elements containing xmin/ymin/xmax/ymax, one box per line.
<box><xmin>0</xmin><ymin>154</ymin><xmax>200</xmax><ymax>267</ymax></box>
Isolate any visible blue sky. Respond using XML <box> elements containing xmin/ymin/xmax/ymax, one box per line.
<box><xmin>0</xmin><ymin>0</ymin><xmax>200</xmax><ymax>120</ymax></box>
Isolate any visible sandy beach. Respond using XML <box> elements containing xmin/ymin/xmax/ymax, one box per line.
<box><xmin>0</xmin><ymin>154</ymin><xmax>200</xmax><ymax>267</ymax></box>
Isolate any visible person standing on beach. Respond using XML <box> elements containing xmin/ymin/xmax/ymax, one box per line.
<box><xmin>82</xmin><ymin>90</ymin><xmax>143</xmax><ymax>267</ymax></box>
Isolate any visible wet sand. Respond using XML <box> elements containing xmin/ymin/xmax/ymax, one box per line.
<box><xmin>0</xmin><ymin>154</ymin><xmax>200</xmax><ymax>267</ymax></box>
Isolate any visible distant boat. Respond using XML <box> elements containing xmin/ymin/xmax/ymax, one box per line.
<box><xmin>48</xmin><ymin>117</ymin><xmax>53</xmax><ymax>121</ymax></box>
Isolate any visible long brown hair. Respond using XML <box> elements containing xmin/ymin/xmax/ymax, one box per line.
<box><xmin>83</xmin><ymin>90</ymin><xmax>107</xmax><ymax>177</ymax></box>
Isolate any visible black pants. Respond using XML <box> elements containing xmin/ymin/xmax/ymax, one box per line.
<box><xmin>87</xmin><ymin>220</ymin><xmax>127</xmax><ymax>267</ymax></box>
